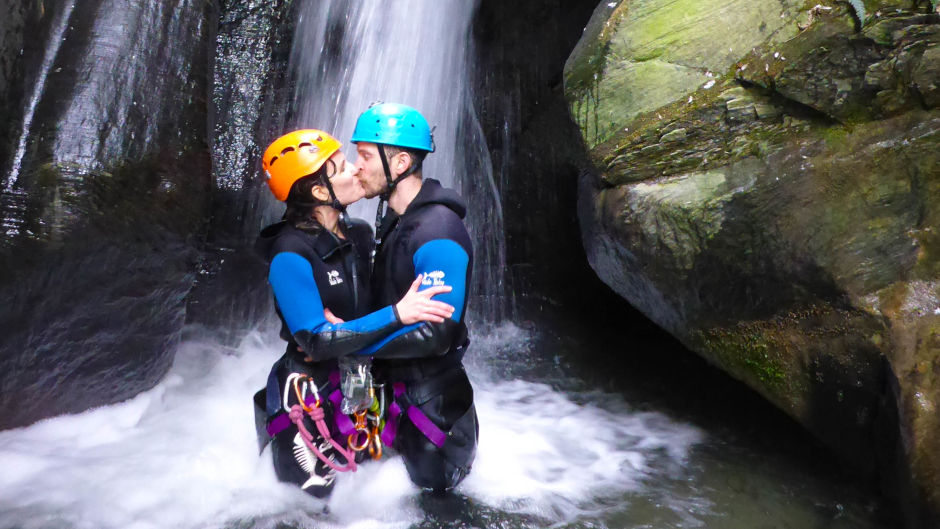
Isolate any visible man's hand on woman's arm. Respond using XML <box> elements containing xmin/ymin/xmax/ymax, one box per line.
<box><xmin>395</xmin><ymin>274</ymin><xmax>454</xmax><ymax>324</ymax></box>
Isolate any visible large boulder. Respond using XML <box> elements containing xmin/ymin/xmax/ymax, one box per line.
<box><xmin>0</xmin><ymin>0</ymin><xmax>216</xmax><ymax>429</ymax></box>
<box><xmin>566</xmin><ymin>0</ymin><xmax>940</xmax><ymax>525</ymax></box>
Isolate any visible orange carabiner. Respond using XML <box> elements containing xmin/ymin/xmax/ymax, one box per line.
<box><xmin>291</xmin><ymin>375</ymin><xmax>319</xmax><ymax>412</ymax></box>
<box><xmin>348</xmin><ymin>430</ymin><xmax>371</xmax><ymax>451</ymax></box>
<box><xmin>347</xmin><ymin>410</ymin><xmax>371</xmax><ymax>451</ymax></box>
<box><xmin>368</xmin><ymin>425</ymin><xmax>383</xmax><ymax>460</ymax></box>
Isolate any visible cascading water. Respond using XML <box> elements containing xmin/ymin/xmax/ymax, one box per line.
<box><xmin>4</xmin><ymin>3</ymin><xmax>75</xmax><ymax>193</ymax></box>
<box><xmin>284</xmin><ymin>0</ymin><xmax>510</xmax><ymax>323</ymax></box>
<box><xmin>1</xmin><ymin>2</ymin><xmax>76</xmax><ymax>239</ymax></box>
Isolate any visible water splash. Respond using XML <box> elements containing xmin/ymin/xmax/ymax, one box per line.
<box><xmin>0</xmin><ymin>325</ymin><xmax>702</xmax><ymax>529</ymax></box>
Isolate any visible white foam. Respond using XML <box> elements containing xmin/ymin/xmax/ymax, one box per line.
<box><xmin>0</xmin><ymin>326</ymin><xmax>701</xmax><ymax>528</ymax></box>
<box><xmin>462</xmin><ymin>376</ymin><xmax>702</xmax><ymax>522</ymax></box>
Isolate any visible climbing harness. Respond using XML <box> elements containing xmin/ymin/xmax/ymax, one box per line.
<box><xmin>380</xmin><ymin>381</ymin><xmax>448</xmax><ymax>449</ymax></box>
<box><xmin>282</xmin><ymin>373</ymin><xmax>358</xmax><ymax>473</ymax></box>
<box><xmin>378</xmin><ymin>358</ymin><xmax>474</xmax><ymax>459</ymax></box>
<box><xmin>266</xmin><ymin>368</ymin><xmax>387</xmax><ymax>466</ymax></box>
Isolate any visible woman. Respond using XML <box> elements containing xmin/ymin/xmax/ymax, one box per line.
<box><xmin>252</xmin><ymin>129</ymin><xmax>453</xmax><ymax>497</ymax></box>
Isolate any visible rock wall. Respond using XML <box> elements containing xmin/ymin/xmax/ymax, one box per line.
<box><xmin>566</xmin><ymin>0</ymin><xmax>940</xmax><ymax>525</ymax></box>
<box><xmin>0</xmin><ymin>0</ymin><xmax>216</xmax><ymax>429</ymax></box>
<box><xmin>185</xmin><ymin>0</ymin><xmax>296</xmax><ymax>337</ymax></box>
<box><xmin>0</xmin><ymin>0</ymin><xmax>39</xmax><ymax>167</ymax></box>
<box><xmin>471</xmin><ymin>0</ymin><xmax>617</xmax><ymax>307</ymax></box>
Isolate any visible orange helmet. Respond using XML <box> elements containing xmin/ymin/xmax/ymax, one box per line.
<box><xmin>262</xmin><ymin>129</ymin><xmax>341</xmax><ymax>201</ymax></box>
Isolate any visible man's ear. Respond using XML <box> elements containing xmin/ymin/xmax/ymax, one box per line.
<box><xmin>394</xmin><ymin>152</ymin><xmax>413</xmax><ymax>177</ymax></box>
<box><xmin>311</xmin><ymin>184</ymin><xmax>330</xmax><ymax>202</ymax></box>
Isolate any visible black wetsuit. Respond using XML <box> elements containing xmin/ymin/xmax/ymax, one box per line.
<box><xmin>360</xmin><ymin>178</ymin><xmax>477</xmax><ymax>491</ymax></box>
<box><xmin>253</xmin><ymin>218</ymin><xmax>401</xmax><ymax>497</ymax></box>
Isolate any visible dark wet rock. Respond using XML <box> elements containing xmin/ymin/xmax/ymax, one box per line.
<box><xmin>0</xmin><ymin>0</ymin><xmax>44</xmax><ymax>178</ymax></box>
<box><xmin>186</xmin><ymin>0</ymin><xmax>296</xmax><ymax>338</ymax></box>
<box><xmin>0</xmin><ymin>0</ymin><xmax>216</xmax><ymax>429</ymax></box>
<box><xmin>470</xmin><ymin>0</ymin><xmax>603</xmax><ymax>305</ymax></box>
<box><xmin>566</xmin><ymin>1</ymin><xmax>940</xmax><ymax>526</ymax></box>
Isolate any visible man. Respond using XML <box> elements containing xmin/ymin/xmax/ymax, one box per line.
<box><xmin>351</xmin><ymin>102</ymin><xmax>477</xmax><ymax>492</ymax></box>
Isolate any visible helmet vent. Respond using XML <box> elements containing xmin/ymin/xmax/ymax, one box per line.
<box><xmin>280</xmin><ymin>146</ymin><xmax>295</xmax><ymax>156</ymax></box>
<box><xmin>269</xmin><ymin>156</ymin><xmax>278</xmax><ymax>165</ymax></box>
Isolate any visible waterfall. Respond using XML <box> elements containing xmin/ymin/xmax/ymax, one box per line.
<box><xmin>285</xmin><ymin>0</ymin><xmax>511</xmax><ymax>323</ymax></box>
<box><xmin>1</xmin><ymin>2</ymin><xmax>76</xmax><ymax>240</ymax></box>
<box><xmin>3</xmin><ymin>2</ymin><xmax>76</xmax><ymax>194</ymax></box>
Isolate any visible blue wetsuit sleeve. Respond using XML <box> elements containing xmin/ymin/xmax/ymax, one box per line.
<box><xmin>358</xmin><ymin>239</ymin><xmax>469</xmax><ymax>358</ymax></box>
<box><xmin>269</xmin><ymin>252</ymin><xmax>402</xmax><ymax>360</ymax></box>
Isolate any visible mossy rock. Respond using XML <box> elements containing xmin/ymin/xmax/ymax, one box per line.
<box><xmin>564</xmin><ymin>0</ymin><xmax>804</xmax><ymax>149</ymax></box>
<box><xmin>570</xmin><ymin>1</ymin><xmax>940</xmax><ymax>520</ymax></box>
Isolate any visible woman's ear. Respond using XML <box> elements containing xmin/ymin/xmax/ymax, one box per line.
<box><xmin>311</xmin><ymin>184</ymin><xmax>330</xmax><ymax>202</ymax></box>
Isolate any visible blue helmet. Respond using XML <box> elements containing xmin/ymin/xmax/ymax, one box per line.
<box><xmin>351</xmin><ymin>103</ymin><xmax>435</xmax><ymax>152</ymax></box>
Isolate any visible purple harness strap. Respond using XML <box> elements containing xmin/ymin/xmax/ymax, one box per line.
<box><xmin>329</xmin><ymin>390</ymin><xmax>357</xmax><ymax>436</ymax></box>
<box><xmin>267</xmin><ymin>372</ymin><xmax>448</xmax><ymax>450</ymax></box>
<box><xmin>379</xmin><ymin>383</ymin><xmax>406</xmax><ymax>446</ymax></box>
<box><xmin>267</xmin><ymin>393</ymin><xmax>318</xmax><ymax>437</ymax></box>
<box><xmin>380</xmin><ymin>382</ymin><xmax>447</xmax><ymax>448</ymax></box>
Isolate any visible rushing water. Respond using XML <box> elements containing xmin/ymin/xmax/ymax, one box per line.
<box><xmin>0</xmin><ymin>322</ymin><xmax>889</xmax><ymax>529</ymax></box>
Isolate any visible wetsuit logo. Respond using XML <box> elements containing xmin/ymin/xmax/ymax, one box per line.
<box><xmin>328</xmin><ymin>270</ymin><xmax>343</xmax><ymax>286</ymax></box>
<box><xmin>422</xmin><ymin>271</ymin><xmax>446</xmax><ymax>287</ymax></box>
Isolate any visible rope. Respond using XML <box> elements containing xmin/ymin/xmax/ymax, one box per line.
<box><xmin>288</xmin><ymin>404</ymin><xmax>358</xmax><ymax>473</ymax></box>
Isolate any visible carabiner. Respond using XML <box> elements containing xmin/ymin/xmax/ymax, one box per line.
<box><xmin>285</xmin><ymin>373</ymin><xmax>320</xmax><ymax>412</ymax></box>
<box><xmin>348</xmin><ymin>429</ymin><xmax>371</xmax><ymax>451</ymax></box>
<box><xmin>348</xmin><ymin>410</ymin><xmax>371</xmax><ymax>451</ymax></box>
<box><xmin>368</xmin><ymin>425</ymin><xmax>383</xmax><ymax>460</ymax></box>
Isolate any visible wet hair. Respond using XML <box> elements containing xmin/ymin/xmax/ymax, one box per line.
<box><xmin>383</xmin><ymin>145</ymin><xmax>427</xmax><ymax>176</ymax></box>
<box><xmin>282</xmin><ymin>159</ymin><xmax>336</xmax><ymax>230</ymax></box>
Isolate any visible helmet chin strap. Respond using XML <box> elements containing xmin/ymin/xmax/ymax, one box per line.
<box><xmin>318</xmin><ymin>164</ymin><xmax>354</xmax><ymax>234</ymax></box>
<box><xmin>374</xmin><ymin>145</ymin><xmax>418</xmax><ymax>244</ymax></box>
<box><xmin>375</xmin><ymin>145</ymin><xmax>394</xmax><ymax>242</ymax></box>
